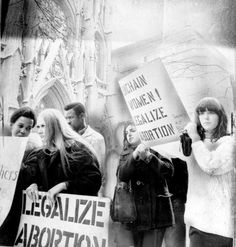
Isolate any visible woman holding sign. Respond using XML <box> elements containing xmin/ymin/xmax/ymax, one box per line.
<box><xmin>23</xmin><ymin>108</ymin><xmax>101</xmax><ymax>205</ymax></box>
<box><xmin>118</xmin><ymin>122</ymin><xmax>174</xmax><ymax>247</ymax></box>
<box><xmin>183</xmin><ymin>97</ymin><xmax>233</xmax><ymax>247</ymax></box>
<box><xmin>0</xmin><ymin>106</ymin><xmax>41</xmax><ymax>246</ymax></box>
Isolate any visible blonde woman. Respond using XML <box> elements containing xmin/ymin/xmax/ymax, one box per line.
<box><xmin>23</xmin><ymin>108</ymin><xmax>102</xmax><ymax>205</ymax></box>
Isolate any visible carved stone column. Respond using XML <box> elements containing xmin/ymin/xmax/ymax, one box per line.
<box><xmin>20</xmin><ymin>0</ymin><xmax>38</xmax><ymax>106</ymax></box>
<box><xmin>82</xmin><ymin>0</ymin><xmax>98</xmax><ymax>117</ymax></box>
<box><xmin>72</xmin><ymin>3</ymin><xmax>86</xmax><ymax>104</ymax></box>
<box><xmin>0</xmin><ymin>0</ymin><xmax>24</xmax><ymax>120</ymax></box>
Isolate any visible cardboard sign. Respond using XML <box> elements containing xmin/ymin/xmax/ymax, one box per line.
<box><xmin>0</xmin><ymin>136</ymin><xmax>28</xmax><ymax>226</ymax></box>
<box><xmin>119</xmin><ymin>58</ymin><xmax>190</xmax><ymax>146</ymax></box>
<box><xmin>14</xmin><ymin>192</ymin><xmax>111</xmax><ymax>247</ymax></box>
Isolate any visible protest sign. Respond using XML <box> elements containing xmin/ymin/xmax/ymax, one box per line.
<box><xmin>119</xmin><ymin>58</ymin><xmax>190</xmax><ymax>146</ymax></box>
<box><xmin>0</xmin><ymin>136</ymin><xmax>28</xmax><ymax>226</ymax></box>
<box><xmin>14</xmin><ymin>192</ymin><xmax>110</xmax><ymax>247</ymax></box>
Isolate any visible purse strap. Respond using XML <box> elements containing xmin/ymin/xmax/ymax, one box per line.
<box><xmin>116</xmin><ymin>166</ymin><xmax>131</xmax><ymax>191</ymax></box>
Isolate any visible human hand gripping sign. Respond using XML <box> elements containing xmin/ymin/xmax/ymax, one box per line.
<box><xmin>133</xmin><ymin>143</ymin><xmax>152</xmax><ymax>163</ymax></box>
<box><xmin>46</xmin><ymin>182</ymin><xmax>68</xmax><ymax>207</ymax></box>
<box><xmin>26</xmin><ymin>183</ymin><xmax>39</xmax><ymax>203</ymax></box>
<box><xmin>26</xmin><ymin>182</ymin><xmax>68</xmax><ymax>207</ymax></box>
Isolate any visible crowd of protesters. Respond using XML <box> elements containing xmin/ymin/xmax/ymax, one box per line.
<box><xmin>0</xmin><ymin>97</ymin><xmax>234</xmax><ymax>247</ymax></box>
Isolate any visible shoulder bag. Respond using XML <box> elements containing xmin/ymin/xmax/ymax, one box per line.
<box><xmin>110</xmin><ymin>173</ymin><xmax>137</xmax><ymax>223</ymax></box>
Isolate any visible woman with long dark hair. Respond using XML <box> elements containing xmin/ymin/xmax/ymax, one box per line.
<box><xmin>184</xmin><ymin>97</ymin><xmax>233</xmax><ymax>247</ymax></box>
<box><xmin>118</xmin><ymin>121</ymin><xmax>174</xmax><ymax>247</ymax></box>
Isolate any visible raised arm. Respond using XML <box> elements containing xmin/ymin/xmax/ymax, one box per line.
<box><xmin>191</xmin><ymin>137</ymin><xmax>234</xmax><ymax>175</ymax></box>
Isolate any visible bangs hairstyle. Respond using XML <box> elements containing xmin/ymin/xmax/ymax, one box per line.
<box><xmin>38</xmin><ymin>109</ymin><xmax>97</xmax><ymax>177</ymax></box>
<box><xmin>195</xmin><ymin>97</ymin><xmax>228</xmax><ymax>140</ymax></box>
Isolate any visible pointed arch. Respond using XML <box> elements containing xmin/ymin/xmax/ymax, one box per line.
<box><xmin>33</xmin><ymin>79</ymin><xmax>72</xmax><ymax>112</ymax></box>
<box><xmin>53</xmin><ymin>0</ymin><xmax>77</xmax><ymax>33</ymax></box>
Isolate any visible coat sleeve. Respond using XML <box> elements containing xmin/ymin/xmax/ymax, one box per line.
<box><xmin>191</xmin><ymin>137</ymin><xmax>234</xmax><ymax>175</ymax></box>
<box><xmin>148</xmin><ymin>150</ymin><xmax>174</xmax><ymax>179</ymax></box>
<box><xmin>20</xmin><ymin>148</ymin><xmax>42</xmax><ymax>189</ymax></box>
<box><xmin>118</xmin><ymin>150</ymin><xmax>174</xmax><ymax>182</ymax></box>
<box><xmin>66</xmin><ymin>146</ymin><xmax>102</xmax><ymax>196</ymax></box>
<box><xmin>118</xmin><ymin>152</ymin><xmax>136</xmax><ymax>182</ymax></box>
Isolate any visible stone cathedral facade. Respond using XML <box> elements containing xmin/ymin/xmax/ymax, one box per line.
<box><xmin>1</xmin><ymin>0</ymin><xmax>112</xmax><ymax>123</ymax></box>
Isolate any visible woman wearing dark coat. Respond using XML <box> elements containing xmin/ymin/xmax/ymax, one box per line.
<box><xmin>24</xmin><ymin>108</ymin><xmax>101</xmax><ymax>205</ymax></box>
<box><xmin>23</xmin><ymin>141</ymin><xmax>101</xmax><ymax>197</ymax></box>
<box><xmin>0</xmin><ymin>107</ymin><xmax>39</xmax><ymax>246</ymax></box>
<box><xmin>118</xmin><ymin>122</ymin><xmax>174</xmax><ymax>247</ymax></box>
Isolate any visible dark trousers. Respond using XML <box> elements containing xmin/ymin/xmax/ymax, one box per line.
<box><xmin>133</xmin><ymin>228</ymin><xmax>166</xmax><ymax>247</ymax></box>
<box><xmin>164</xmin><ymin>199</ymin><xmax>186</xmax><ymax>247</ymax></box>
<box><xmin>189</xmin><ymin>226</ymin><xmax>233</xmax><ymax>247</ymax></box>
<box><xmin>133</xmin><ymin>199</ymin><xmax>186</xmax><ymax>247</ymax></box>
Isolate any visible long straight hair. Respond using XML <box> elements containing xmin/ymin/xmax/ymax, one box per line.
<box><xmin>195</xmin><ymin>97</ymin><xmax>228</xmax><ymax>141</ymax></box>
<box><xmin>122</xmin><ymin>121</ymin><xmax>140</xmax><ymax>151</ymax></box>
<box><xmin>38</xmin><ymin>109</ymin><xmax>97</xmax><ymax>176</ymax></box>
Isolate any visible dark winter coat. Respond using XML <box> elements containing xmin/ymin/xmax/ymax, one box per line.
<box><xmin>22</xmin><ymin>141</ymin><xmax>102</xmax><ymax>196</ymax></box>
<box><xmin>0</xmin><ymin>142</ymin><xmax>101</xmax><ymax>245</ymax></box>
<box><xmin>118</xmin><ymin>147</ymin><xmax>174</xmax><ymax>231</ymax></box>
<box><xmin>169</xmin><ymin>158</ymin><xmax>188</xmax><ymax>203</ymax></box>
<box><xmin>0</xmin><ymin>148</ymin><xmax>40</xmax><ymax>245</ymax></box>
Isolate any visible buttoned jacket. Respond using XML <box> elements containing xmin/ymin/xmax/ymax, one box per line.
<box><xmin>118</xmin><ymin>147</ymin><xmax>174</xmax><ymax>231</ymax></box>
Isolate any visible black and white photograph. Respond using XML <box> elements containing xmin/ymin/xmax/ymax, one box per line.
<box><xmin>1</xmin><ymin>0</ymin><xmax>236</xmax><ymax>246</ymax></box>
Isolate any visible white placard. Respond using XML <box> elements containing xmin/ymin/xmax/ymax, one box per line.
<box><xmin>0</xmin><ymin>137</ymin><xmax>28</xmax><ymax>226</ymax></box>
<box><xmin>14</xmin><ymin>192</ymin><xmax>110</xmax><ymax>247</ymax></box>
<box><xmin>119</xmin><ymin>58</ymin><xmax>190</xmax><ymax>146</ymax></box>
